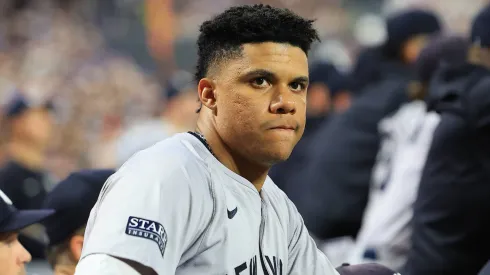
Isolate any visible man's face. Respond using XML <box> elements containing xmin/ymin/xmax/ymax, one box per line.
<box><xmin>0</xmin><ymin>233</ymin><xmax>31</xmax><ymax>275</ymax></box>
<box><xmin>213</xmin><ymin>42</ymin><xmax>308</xmax><ymax>165</ymax></box>
<box><xmin>14</xmin><ymin>108</ymin><xmax>54</xmax><ymax>148</ymax></box>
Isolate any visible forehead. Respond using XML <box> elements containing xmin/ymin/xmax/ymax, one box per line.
<box><xmin>223</xmin><ymin>42</ymin><xmax>309</xmax><ymax>78</ymax></box>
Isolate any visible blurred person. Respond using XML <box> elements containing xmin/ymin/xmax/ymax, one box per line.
<box><xmin>0</xmin><ymin>92</ymin><xmax>54</xmax><ymax>210</ymax></box>
<box><xmin>0</xmin><ymin>188</ymin><xmax>55</xmax><ymax>275</ymax></box>
<box><xmin>348</xmin><ymin>35</ymin><xmax>469</xmax><ymax>270</ymax></box>
<box><xmin>348</xmin><ymin>46</ymin><xmax>386</xmax><ymax>94</ymax></box>
<box><xmin>307</xmin><ymin>62</ymin><xmax>352</xmax><ymax>115</ymax></box>
<box><xmin>74</xmin><ymin>5</ymin><xmax>343</xmax><ymax>275</ymax></box>
<box><xmin>382</xmin><ymin>9</ymin><xmax>441</xmax><ymax>64</ymax></box>
<box><xmin>291</xmin><ymin>9</ymin><xmax>442</xmax><ymax>243</ymax></box>
<box><xmin>161</xmin><ymin>70</ymin><xmax>199</xmax><ymax>134</ymax></box>
<box><xmin>269</xmin><ymin>61</ymin><xmax>350</xmax><ymax>191</ymax></box>
<box><xmin>0</xmin><ymin>92</ymin><xmax>55</xmax><ymax>259</ymax></box>
<box><xmin>42</xmin><ymin>169</ymin><xmax>114</xmax><ymax>275</ymax></box>
<box><xmin>114</xmin><ymin>70</ymin><xmax>196</xmax><ymax>167</ymax></box>
<box><xmin>402</xmin><ymin>5</ymin><xmax>490</xmax><ymax>275</ymax></box>
<box><xmin>1</xmin><ymin>0</ymin><xmax>159</xmax><ymax>171</ymax></box>
<box><xmin>71</xmin><ymin>53</ymin><xmax>160</xmax><ymax>169</ymax></box>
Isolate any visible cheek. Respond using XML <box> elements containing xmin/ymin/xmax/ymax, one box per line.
<box><xmin>0</xmin><ymin>246</ymin><xmax>14</xmax><ymax>268</ymax></box>
<box><xmin>216</xmin><ymin>90</ymin><xmax>266</xmax><ymax>147</ymax></box>
<box><xmin>220</xmin><ymin>91</ymin><xmax>257</xmax><ymax>128</ymax></box>
<box><xmin>296</xmin><ymin>96</ymin><xmax>307</xmax><ymax>125</ymax></box>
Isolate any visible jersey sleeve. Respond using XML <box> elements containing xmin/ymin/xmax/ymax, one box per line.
<box><xmin>79</xmin><ymin>150</ymin><xmax>213</xmax><ymax>275</ymax></box>
<box><xmin>285</xmin><ymin>197</ymin><xmax>340</xmax><ymax>275</ymax></box>
<box><xmin>75</xmin><ymin>254</ymin><xmax>141</xmax><ymax>275</ymax></box>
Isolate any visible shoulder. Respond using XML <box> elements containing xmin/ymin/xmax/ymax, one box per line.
<box><xmin>107</xmin><ymin>134</ymin><xmax>212</xmax><ymax>200</ymax></box>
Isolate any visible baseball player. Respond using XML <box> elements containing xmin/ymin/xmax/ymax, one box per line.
<box><xmin>75</xmin><ymin>5</ymin><xmax>393</xmax><ymax>275</ymax></box>
<box><xmin>42</xmin><ymin>169</ymin><xmax>115</xmax><ymax>275</ymax></box>
<box><xmin>0</xmin><ymin>189</ymin><xmax>55</xmax><ymax>275</ymax></box>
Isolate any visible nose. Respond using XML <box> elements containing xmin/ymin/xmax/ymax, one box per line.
<box><xmin>270</xmin><ymin>87</ymin><xmax>296</xmax><ymax>115</ymax></box>
<box><xmin>17</xmin><ymin>242</ymin><xmax>32</xmax><ymax>265</ymax></box>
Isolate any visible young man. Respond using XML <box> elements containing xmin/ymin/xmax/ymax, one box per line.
<box><xmin>42</xmin><ymin>169</ymin><xmax>115</xmax><ymax>275</ymax></box>
<box><xmin>0</xmin><ymin>92</ymin><xmax>55</xmax><ymax>211</ymax></box>
<box><xmin>0</xmin><ymin>189</ymin><xmax>55</xmax><ymax>275</ymax></box>
<box><xmin>74</xmin><ymin>4</ymin><xmax>339</xmax><ymax>275</ymax></box>
<box><xmin>0</xmin><ymin>92</ymin><xmax>55</xmax><ymax>259</ymax></box>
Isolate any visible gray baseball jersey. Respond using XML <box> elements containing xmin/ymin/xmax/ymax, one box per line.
<box><xmin>76</xmin><ymin>132</ymin><xmax>338</xmax><ymax>275</ymax></box>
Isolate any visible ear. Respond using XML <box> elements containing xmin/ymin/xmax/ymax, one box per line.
<box><xmin>69</xmin><ymin>235</ymin><xmax>84</xmax><ymax>261</ymax></box>
<box><xmin>197</xmin><ymin>78</ymin><xmax>217</xmax><ymax>111</ymax></box>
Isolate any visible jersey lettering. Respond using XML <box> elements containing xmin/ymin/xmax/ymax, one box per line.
<box><xmin>227</xmin><ymin>255</ymin><xmax>281</xmax><ymax>275</ymax></box>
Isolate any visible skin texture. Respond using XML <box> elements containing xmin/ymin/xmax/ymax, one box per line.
<box><xmin>197</xmin><ymin>42</ymin><xmax>309</xmax><ymax>190</ymax></box>
<box><xmin>51</xmin><ymin>235</ymin><xmax>84</xmax><ymax>275</ymax></box>
<box><xmin>0</xmin><ymin>233</ymin><xmax>31</xmax><ymax>275</ymax></box>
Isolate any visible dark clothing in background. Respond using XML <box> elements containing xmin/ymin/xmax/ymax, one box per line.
<box><xmin>349</xmin><ymin>46</ymin><xmax>386</xmax><ymax>95</ymax></box>
<box><xmin>0</xmin><ymin>161</ymin><xmax>47</xmax><ymax>209</ymax></box>
<box><xmin>269</xmin><ymin>116</ymin><xmax>328</xmax><ymax>192</ymax></box>
<box><xmin>403</xmin><ymin>64</ymin><xmax>490</xmax><ymax>275</ymax></box>
<box><xmin>292</xmin><ymin>62</ymin><xmax>412</xmax><ymax>240</ymax></box>
<box><xmin>0</xmin><ymin>160</ymin><xmax>49</xmax><ymax>259</ymax></box>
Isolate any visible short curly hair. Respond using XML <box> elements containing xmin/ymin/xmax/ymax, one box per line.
<box><xmin>195</xmin><ymin>4</ymin><xmax>320</xmax><ymax>82</ymax></box>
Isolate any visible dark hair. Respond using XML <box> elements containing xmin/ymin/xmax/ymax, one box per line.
<box><xmin>415</xmin><ymin>35</ymin><xmax>469</xmax><ymax>83</ymax></box>
<box><xmin>195</xmin><ymin>4</ymin><xmax>320</xmax><ymax>82</ymax></box>
<box><xmin>409</xmin><ymin>35</ymin><xmax>469</xmax><ymax>100</ymax></box>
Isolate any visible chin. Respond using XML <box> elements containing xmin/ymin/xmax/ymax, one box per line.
<box><xmin>262</xmin><ymin>148</ymin><xmax>294</xmax><ymax>165</ymax></box>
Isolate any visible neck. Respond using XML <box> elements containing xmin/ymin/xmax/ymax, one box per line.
<box><xmin>53</xmin><ymin>264</ymin><xmax>76</xmax><ymax>275</ymax></box>
<box><xmin>196</xmin><ymin>119</ymin><xmax>269</xmax><ymax>191</ymax></box>
<box><xmin>53</xmin><ymin>249</ymin><xmax>78</xmax><ymax>275</ymax></box>
<box><xmin>7</xmin><ymin>141</ymin><xmax>45</xmax><ymax>171</ymax></box>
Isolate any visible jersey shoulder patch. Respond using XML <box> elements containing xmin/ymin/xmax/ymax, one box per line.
<box><xmin>125</xmin><ymin>216</ymin><xmax>168</xmax><ymax>257</ymax></box>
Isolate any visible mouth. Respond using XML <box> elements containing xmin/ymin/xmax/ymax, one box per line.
<box><xmin>269</xmin><ymin>125</ymin><xmax>297</xmax><ymax>131</ymax></box>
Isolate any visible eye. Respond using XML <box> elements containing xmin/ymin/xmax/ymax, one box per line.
<box><xmin>250</xmin><ymin>77</ymin><xmax>270</xmax><ymax>88</ymax></box>
<box><xmin>290</xmin><ymin>82</ymin><xmax>306</xmax><ymax>92</ymax></box>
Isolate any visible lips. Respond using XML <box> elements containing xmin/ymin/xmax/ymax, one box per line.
<box><xmin>268</xmin><ymin>122</ymin><xmax>298</xmax><ymax>131</ymax></box>
<box><xmin>271</xmin><ymin>125</ymin><xmax>295</xmax><ymax>130</ymax></box>
<box><xmin>265</xmin><ymin>119</ymin><xmax>300</xmax><ymax>131</ymax></box>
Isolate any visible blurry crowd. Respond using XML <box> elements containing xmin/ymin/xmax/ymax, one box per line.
<box><xmin>1</xmin><ymin>0</ymin><xmax>490</xmax><ymax>274</ymax></box>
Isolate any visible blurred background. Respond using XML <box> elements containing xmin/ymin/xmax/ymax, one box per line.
<box><xmin>0</xmin><ymin>0</ymin><xmax>489</xmax><ymax>274</ymax></box>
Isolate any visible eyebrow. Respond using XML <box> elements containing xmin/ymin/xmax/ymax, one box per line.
<box><xmin>241</xmin><ymin>69</ymin><xmax>309</xmax><ymax>84</ymax></box>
